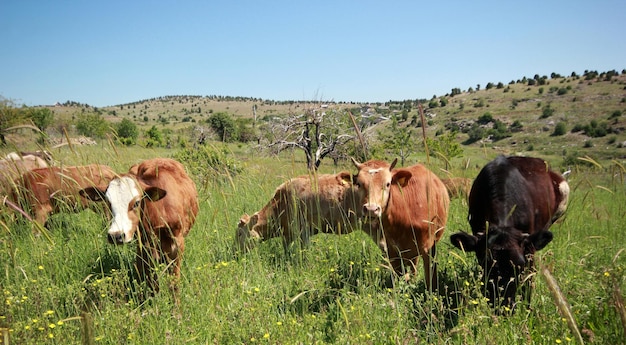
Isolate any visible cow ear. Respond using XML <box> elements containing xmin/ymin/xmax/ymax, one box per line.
<box><xmin>143</xmin><ymin>186</ymin><xmax>167</xmax><ymax>202</ymax></box>
<box><xmin>526</xmin><ymin>230</ymin><xmax>553</xmax><ymax>251</ymax></box>
<box><xmin>337</xmin><ymin>171</ymin><xmax>352</xmax><ymax>185</ymax></box>
<box><xmin>392</xmin><ymin>169</ymin><xmax>412</xmax><ymax>187</ymax></box>
<box><xmin>79</xmin><ymin>187</ymin><xmax>107</xmax><ymax>202</ymax></box>
<box><xmin>450</xmin><ymin>232</ymin><xmax>479</xmax><ymax>252</ymax></box>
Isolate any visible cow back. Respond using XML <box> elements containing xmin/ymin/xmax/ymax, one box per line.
<box><xmin>135</xmin><ymin>158</ymin><xmax>198</xmax><ymax>238</ymax></box>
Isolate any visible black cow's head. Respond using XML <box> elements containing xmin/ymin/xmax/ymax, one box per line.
<box><xmin>450</xmin><ymin>227</ymin><xmax>553</xmax><ymax>309</ymax></box>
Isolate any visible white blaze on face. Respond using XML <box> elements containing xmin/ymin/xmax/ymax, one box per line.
<box><xmin>106</xmin><ymin>176</ymin><xmax>141</xmax><ymax>243</ymax></box>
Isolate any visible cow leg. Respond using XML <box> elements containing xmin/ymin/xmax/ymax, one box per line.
<box><xmin>34</xmin><ymin>203</ymin><xmax>53</xmax><ymax>229</ymax></box>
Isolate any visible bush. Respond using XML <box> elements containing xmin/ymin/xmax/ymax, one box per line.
<box><xmin>172</xmin><ymin>145</ymin><xmax>243</xmax><ymax>188</ymax></box>
<box><xmin>116</xmin><ymin>119</ymin><xmax>138</xmax><ymax>145</ymax></box>
<box><xmin>552</xmin><ymin>122</ymin><xmax>567</xmax><ymax>136</ymax></box>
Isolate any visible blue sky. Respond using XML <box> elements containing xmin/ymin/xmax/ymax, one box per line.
<box><xmin>1</xmin><ymin>1</ymin><xmax>625</xmax><ymax>107</ymax></box>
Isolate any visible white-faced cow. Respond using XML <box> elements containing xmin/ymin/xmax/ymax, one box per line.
<box><xmin>351</xmin><ymin>158</ymin><xmax>450</xmax><ymax>291</ymax></box>
<box><xmin>80</xmin><ymin>158</ymin><xmax>198</xmax><ymax>299</ymax></box>
<box><xmin>450</xmin><ymin>155</ymin><xmax>570</xmax><ymax>310</ymax></box>
<box><xmin>8</xmin><ymin>164</ymin><xmax>116</xmax><ymax>227</ymax></box>
<box><xmin>237</xmin><ymin>171</ymin><xmax>362</xmax><ymax>252</ymax></box>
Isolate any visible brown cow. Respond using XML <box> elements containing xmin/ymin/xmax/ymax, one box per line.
<box><xmin>237</xmin><ymin>171</ymin><xmax>362</xmax><ymax>252</ymax></box>
<box><xmin>80</xmin><ymin>158</ymin><xmax>198</xmax><ymax>299</ymax></box>
<box><xmin>440</xmin><ymin>177</ymin><xmax>472</xmax><ymax>199</ymax></box>
<box><xmin>8</xmin><ymin>164</ymin><xmax>115</xmax><ymax>227</ymax></box>
<box><xmin>450</xmin><ymin>155</ymin><xmax>569</xmax><ymax>310</ymax></box>
<box><xmin>351</xmin><ymin>158</ymin><xmax>450</xmax><ymax>290</ymax></box>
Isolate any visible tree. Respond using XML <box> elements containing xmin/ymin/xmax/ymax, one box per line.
<box><xmin>75</xmin><ymin>113</ymin><xmax>110</xmax><ymax>138</ymax></box>
<box><xmin>116</xmin><ymin>118</ymin><xmax>138</xmax><ymax>145</ymax></box>
<box><xmin>208</xmin><ymin>112</ymin><xmax>236</xmax><ymax>142</ymax></box>
<box><xmin>426</xmin><ymin>131</ymin><xmax>463</xmax><ymax>169</ymax></box>
<box><xmin>265</xmin><ymin>106</ymin><xmax>356</xmax><ymax>170</ymax></box>
<box><xmin>29</xmin><ymin>108</ymin><xmax>54</xmax><ymax>131</ymax></box>
<box><xmin>0</xmin><ymin>97</ymin><xmax>38</xmax><ymax>145</ymax></box>
<box><xmin>378</xmin><ymin>116</ymin><xmax>414</xmax><ymax>166</ymax></box>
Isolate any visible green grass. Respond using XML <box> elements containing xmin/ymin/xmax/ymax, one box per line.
<box><xmin>1</xmin><ymin>145</ymin><xmax>625</xmax><ymax>344</ymax></box>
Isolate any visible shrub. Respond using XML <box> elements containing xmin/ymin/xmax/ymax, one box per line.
<box><xmin>552</xmin><ymin>122</ymin><xmax>567</xmax><ymax>136</ymax></box>
<box><xmin>477</xmin><ymin>112</ymin><xmax>493</xmax><ymax>124</ymax></box>
<box><xmin>172</xmin><ymin>145</ymin><xmax>243</xmax><ymax>188</ymax></box>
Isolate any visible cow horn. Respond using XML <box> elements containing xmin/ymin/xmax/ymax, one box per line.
<box><xmin>390</xmin><ymin>158</ymin><xmax>398</xmax><ymax>170</ymax></box>
<box><xmin>350</xmin><ymin>157</ymin><xmax>362</xmax><ymax>169</ymax></box>
<box><xmin>521</xmin><ymin>233</ymin><xmax>530</xmax><ymax>238</ymax></box>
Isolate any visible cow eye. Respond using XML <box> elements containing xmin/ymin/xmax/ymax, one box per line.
<box><xmin>386</xmin><ymin>182</ymin><xmax>391</xmax><ymax>188</ymax></box>
<box><xmin>132</xmin><ymin>199</ymin><xmax>141</xmax><ymax>209</ymax></box>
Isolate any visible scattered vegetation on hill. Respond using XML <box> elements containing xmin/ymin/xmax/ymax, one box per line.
<box><xmin>2</xmin><ymin>68</ymin><xmax>625</xmax><ymax>169</ymax></box>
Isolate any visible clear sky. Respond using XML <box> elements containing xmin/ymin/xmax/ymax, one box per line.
<box><xmin>1</xmin><ymin>1</ymin><xmax>625</xmax><ymax>107</ymax></box>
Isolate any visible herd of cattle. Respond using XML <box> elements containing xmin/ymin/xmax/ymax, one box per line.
<box><xmin>0</xmin><ymin>150</ymin><xmax>569</xmax><ymax>311</ymax></box>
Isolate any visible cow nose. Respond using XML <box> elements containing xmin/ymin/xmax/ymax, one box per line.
<box><xmin>108</xmin><ymin>232</ymin><xmax>125</xmax><ymax>244</ymax></box>
<box><xmin>363</xmin><ymin>203</ymin><xmax>381</xmax><ymax>217</ymax></box>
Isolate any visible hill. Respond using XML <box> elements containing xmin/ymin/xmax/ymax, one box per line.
<box><xmin>36</xmin><ymin>69</ymin><xmax>626</xmax><ymax>167</ymax></box>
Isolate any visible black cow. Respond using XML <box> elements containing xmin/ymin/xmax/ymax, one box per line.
<box><xmin>450</xmin><ymin>155</ymin><xmax>569</xmax><ymax>310</ymax></box>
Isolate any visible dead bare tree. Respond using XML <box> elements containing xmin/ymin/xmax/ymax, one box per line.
<box><xmin>267</xmin><ymin>105</ymin><xmax>355</xmax><ymax>170</ymax></box>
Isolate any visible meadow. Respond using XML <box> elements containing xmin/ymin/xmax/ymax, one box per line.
<box><xmin>1</xmin><ymin>143</ymin><xmax>625</xmax><ymax>344</ymax></box>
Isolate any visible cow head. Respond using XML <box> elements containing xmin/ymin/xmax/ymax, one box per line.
<box><xmin>236</xmin><ymin>213</ymin><xmax>262</xmax><ymax>252</ymax></box>
<box><xmin>450</xmin><ymin>227</ymin><xmax>553</xmax><ymax>308</ymax></box>
<box><xmin>80</xmin><ymin>176</ymin><xmax>167</xmax><ymax>244</ymax></box>
<box><xmin>351</xmin><ymin>158</ymin><xmax>412</xmax><ymax>219</ymax></box>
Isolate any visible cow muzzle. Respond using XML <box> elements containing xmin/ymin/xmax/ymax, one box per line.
<box><xmin>363</xmin><ymin>203</ymin><xmax>382</xmax><ymax>218</ymax></box>
<box><xmin>107</xmin><ymin>230</ymin><xmax>131</xmax><ymax>244</ymax></box>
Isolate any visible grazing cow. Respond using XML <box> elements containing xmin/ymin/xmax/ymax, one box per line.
<box><xmin>351</xmin><ymin>158</ymin><xmax>450</xmax><ymax>290</ymax></box>
<box><xmin>8</xmin><ymin>164</ymin><xmax>115</xmax><ymax>227</ymax></box>
<box><xmin>80</xmin><ymin>158</ymin><xmax>198</xmax><ymax>299</ymax></box>
<box><xmin>441</xmin><ymin>177</ymin><xmax>473</xmax><ymax>199</ymax></box>
<box><xmin>450</xmin><ymin>155</ymin><xmax>570</xmax><ymax>310</ymax></box>
<box><xmin>0</xmin><ymin>153</ymin><xmax>49</xmax><ymax>192</ymax></box>
<box><xmin>237</xmin><ymin>171</ymin><xmax>362</xmax><ymax>252</ymax></box>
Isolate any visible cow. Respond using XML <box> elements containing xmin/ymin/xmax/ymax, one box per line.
<box><xmin>440</xmin><ymin>177</ymin><xmax>473</xmax><ymax>199</ymax></box>
<box><xmin>80</xmin><ymin>158</ymin><xmax>198</xmax><ymax>300</ymax></box>
<box><xmin>7</xmin><ymin>164</ymin><xmax>116</xmax><ymax>228</ymax></box>
<box><xmin>450</xmin><ymin>155</ymin><xmax>570</xmax><ymax>310</ymax></box>
<box><xmin>350</xmin><ymin>158</ymin><xmax>450</xmax><ymax>291</ymax></box>
<box><xmin>0</xmin><ymin>152</ymin><xmax>49</xmax><ymax>193</ymax></box>
<box><xmin>236</xmin><ymin>171</ymin><xmax>362</xmax><ymax>252</ymax></box>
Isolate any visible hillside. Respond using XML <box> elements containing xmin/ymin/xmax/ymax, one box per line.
<box><xmin>39</xmin><ymin>70</ymin><xmax>626</xmax><ymax>166</ymax></box>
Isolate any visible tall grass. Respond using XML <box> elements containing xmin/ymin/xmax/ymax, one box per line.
<box><xmin>0</xmin><ymin>145</ymin><xmax>624</xmax><ymax>344</ymax></box>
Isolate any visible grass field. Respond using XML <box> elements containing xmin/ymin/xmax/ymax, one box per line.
<box><xmin>1</xmin><ymin>144</ymin><xmax>625</xmax><ymax>344</ymax></box>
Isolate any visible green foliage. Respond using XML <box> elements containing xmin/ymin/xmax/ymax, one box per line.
<box><xmin>509</xmin><ymin>120</ymin><xmax>523</xmax><ymax>132</ymax></box>
<box><xmin>572</xmin><ymin>120</ymin><xmax>610</xmax><ymax>138</ymax></box>
<box><xmin>171</xmin><ymin>145</ymin><xmax>242</xmax><ymax>187</ymax></box>
<box><xmin>477</xmin><ymin>112</ymin><xmax>493</xmax><ymax>124</ymax></box>
<box><xmin>376</xmin><ymin>117</ymin><xmax>415</xmax><ymax>165</ymax></box>
<box><xmin>552</xmin><ymin>121</ymin><xmax>567</xmax><ymax>136</ymax></box>
<box><xmin>426</xmin><ymin>130</ymin><xmax>463</xmax><ymax>168</ymax></box>
<box><xmin>145</xmin><ymin>125</ymin><xmax>163</xmax><ymax>147</ymax></box>
<box><xmin>488</xmin><ymin>119</ymin><xmax>511</xmax><ymax>141</ymax></box>
<box><xmin>75</xmin><ymin>112</ymin><xmax>110</xmax><ymax>138</ymax></box>
<box><xmin>464</xmin><ymin>123</ymin><xmax>486</xmax><ymax>144</ymax></box>
<box><xmin>208</xmin><ymin>112</ymin><xmax>236</xmax><ymax>142</ymax></box>
<box><xmin>28</xmin><ymin>107</ymin><xmax>54</xmax><ymax>131</ymax></box>
<box><xmin>115</xmin><ymin>118</ymin><xmax>138</xmax><ymax>146</ymax></box>
<box><xmin>540</xmin><ymin>104</ymin><xmax>555</xmax><ymax>118</ymax></box>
